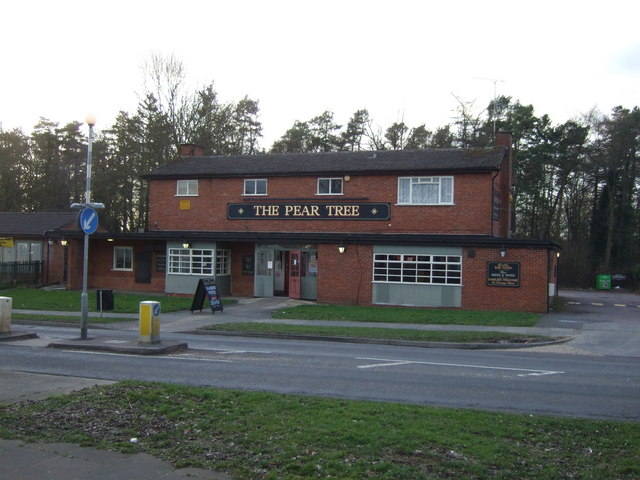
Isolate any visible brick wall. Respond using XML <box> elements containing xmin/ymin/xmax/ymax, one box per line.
<box><xmin>68</xmin><ymin>240</ymin><xmax>165</xmax><ymax>293</ymax></box>
<box><xmin>316</xmin><ymin>243</ymin><xmax>553</xmax><ymax>312</ymax></box>
<box><xmin>461</xmin><ymin>247</ymin><xmax>551</xmax><ymax>313</ymax></box>
<box><xmin>317</xmin><ymin>244</ymin><xmax>373</xmax><ymax>305</ymax></box>
<box><xmin>148</xmin><ymin>172</ymin><xmax>500</xmax><ymax>235</ymax></box>
<box><xmin>44</xmin><ymin>243</ymin><xmax>66</xmax><ymax>285</ymax></box>
<box><xmin>66</xmin><ymin>239</ymin><xmax>83</xmax><ymax>290</ymax></box>
<box><xmin>229</xmin><ymin>242</ymin><xmax>255</xmax><ymax>296</ymax></box>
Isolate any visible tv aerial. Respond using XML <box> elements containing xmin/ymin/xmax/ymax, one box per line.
<box><xmin>474</xmin><ymin>76</ymin><xmax>506</xmax><ymax>134</ymax></box>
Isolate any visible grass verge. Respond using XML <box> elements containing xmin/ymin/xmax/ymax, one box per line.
<box><xmin>0</xmin><ymin>287</ymin><xmax>233</xmax><ymax>313</ymax></box>
<box><xmin>272</xmin><ymin>304</ymin><xmax>538</xmax><ymax>327</ymax></box>
<box><xmin>203</xmin><ymin>322</ymin><xmax>552</xmax><ymax>344</ymax></box>
<box><xmin>1</xmin><ymin>381</ymin><xmax>637</xmax><ymax>479</ymax></box>
<box><xmin>11</xmin><ymin>313</ymin><xmax>133</xmax><ymax>324</ymax></box>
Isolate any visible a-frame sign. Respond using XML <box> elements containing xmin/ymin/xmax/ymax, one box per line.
<box><xmin>190</xmin><ymin>278</ymin><xmax>224</xmax><ymax>314</ymax></box>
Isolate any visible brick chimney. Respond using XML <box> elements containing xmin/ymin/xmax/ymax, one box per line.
<box><xmin>179</xmin><ymin>144</ymin><xmax>204</xmax><ymax>156</ymax></box>
<box><xmin>494</xmin><ymin>132</ymin><xmax>513</xmax><ymax>238</ymax></box>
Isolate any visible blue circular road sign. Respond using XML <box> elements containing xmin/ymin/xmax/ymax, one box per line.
<box><xmin>79</xmin><ymin>207</ymin><xmax>99</xmax><ymax>234</ymax></box>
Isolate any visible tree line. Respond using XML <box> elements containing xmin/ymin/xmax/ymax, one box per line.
<box><xmin>0</xmin><ymin>56</ymin><xmax>638</xmax><ymax>288</ymax></box>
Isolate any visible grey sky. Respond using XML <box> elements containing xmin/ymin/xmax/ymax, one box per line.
<box><xmin>2</xmin><ymin>0</ymin><xmax>638</xmax><ymax>146</ymax></box>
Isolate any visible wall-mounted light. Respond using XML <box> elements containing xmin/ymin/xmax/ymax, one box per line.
<box><xmin>344</xmin><ymin>175</ymin><xmax>351</xmax><ymax>182</ymax></box>
<box><xmin>183</xmin><ymin>242</ymin><xmax>191</xmax><ymax>249</ymax></box>
<box><xmin>500</xmin><ymin>246</ymin><xmax>507</xmax><ymax>258</ymax></box>
<box><xmin>556</xmin><ymin>251</ymin><xmax>560</xmax><ymax>259</ymax></box>
<box><xmin>61</xmin><ymin>239</ymin><xmax>68</xmax><ymax>246</ymax></box>
<box><xmin>47</xmin><ymin>239</ymin><xmax>54</xmax><ymax>246</ymax></box>
<box><xmin>338</xmin><ymin>243</ymin><xmax>346</xmax><ymax>254</ymax></box>
<box><xmin>107</xmin><ymin>238</ymin><xmax>115</xmax><ymax>242</ymax></box>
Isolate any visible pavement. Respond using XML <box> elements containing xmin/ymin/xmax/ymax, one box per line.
<box><xmin>1</xmin><ymin>290</ymin><xmax>638</xmax><ymax>479</ymax></box>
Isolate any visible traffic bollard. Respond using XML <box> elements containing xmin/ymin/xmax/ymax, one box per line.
<box><xmin>0</xmin><ymin>297</ymin><xmax>11</xmax><ymax>333</ymax></box>
<box><xmin>139</xmin><ymin>301</ymin><xmax>160</xmax><ymax>344</ymax></box>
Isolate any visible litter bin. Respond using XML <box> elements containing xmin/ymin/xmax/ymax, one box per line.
<box><xmin>97</xmin><ymin>289</ymin><xmax>114</xmax><ymax>311</ymax></box>
<box><xmin>595</xmin><ymin>274</ymin><xmax>611</xmax><ymax>290</ymax></box>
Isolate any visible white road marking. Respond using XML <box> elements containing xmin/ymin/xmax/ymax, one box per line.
<box><xmin>210</xmin><ymin>350</ymin><xmax>273</xmax><ymax>354</ymax></box>
<box><xmin>357</xmin><ymin>361</ymin><xmax>414</xmax><ymax>369</ymax></box>
<box><xmin>355</xmin><ymin>357</ymin><xmax>564</xmax><ymax>376</ymax></box>
<box><xmin>517</xmin><ymin>371</ymin><xmax>562</xmax><ymax>377</ymax></box>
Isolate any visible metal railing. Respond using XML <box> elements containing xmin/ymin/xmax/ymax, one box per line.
<box><xmin>0</xmin><ymin>261</ymin><xmax>44</xmax><ymax>288</ymax></box>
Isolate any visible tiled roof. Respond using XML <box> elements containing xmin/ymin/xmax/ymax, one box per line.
<box><xmin>143</xmin><ymin>147</ymin><xmax>506</xmax><ymax>179</ymax></box>
<box><xmin>0</xmin><ymin>212</ymin><xmax>78</xmax><ymax>236</ymax></box>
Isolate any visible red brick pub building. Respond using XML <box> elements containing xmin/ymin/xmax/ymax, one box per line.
<box><xmin>68</xmin><ymin>133</ymin><xmax>559</xmax><ymax>313</ymax></box>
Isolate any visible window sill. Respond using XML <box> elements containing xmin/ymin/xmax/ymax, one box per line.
<box><xmin>395</xmin><ymin>203</ymin><xmax>455</xmax><ymax>206</ymax></box>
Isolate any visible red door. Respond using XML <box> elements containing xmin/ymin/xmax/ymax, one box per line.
<box><xmin>289</xmin><ymin>250</ymin><xmax>301</xmax><ymax>299</ymax></box>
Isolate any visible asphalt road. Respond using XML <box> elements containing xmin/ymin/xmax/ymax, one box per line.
<box><xmin>1</xmin><ymin>290</ymin><xmax>638</xmax><ymax>421</ymax></box>
<box><xmin>1</xmin><ymin>323</ymin><xmax>638</xmax><ymax>421</ymax></box>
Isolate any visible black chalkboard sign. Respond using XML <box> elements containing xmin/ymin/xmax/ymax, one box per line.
<box><xmin>242</xmin><ymin>255</ymin><xmax>254</xmax><ymax>275</ymax></box>
<box><xmin>190</xmin><ymin>278</ymin><xmax>224</xmax><ymax>313</ymax></box>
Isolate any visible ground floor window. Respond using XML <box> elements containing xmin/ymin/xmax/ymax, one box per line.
<box><xmin>15</xmin><ymin>242</ymin><xmax>42</xmax><ymax>262</ymax></box>
<box><xmin>373</xmin><ymin>253</ymin><xmax>462</xmax><ymax>284</ymax></box>
<box><xmin>216</xmin><ymin>249</ymin><xmax>231</xmax><ymax>275</ymax></box>
<box><xmin>113</xmin><ymin>246</ymin><xmax>133</xmax><ymax>271</ymax></box>
<box><xmin>168</xmin><ymin>248</ymin><xmax>214</xmax><ymax>275</ymax></box>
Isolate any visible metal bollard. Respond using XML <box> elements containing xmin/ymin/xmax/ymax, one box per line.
<box><xmin>0</xmin><ymin>297</ymin><xmax>11</xmax><ymax>333</ymax></box>
<box><xmin>138</xmin><ymin>301</ymin><xmax>160</xmax><ymax>344</ymax></box>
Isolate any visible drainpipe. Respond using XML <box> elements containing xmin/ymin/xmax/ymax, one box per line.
<box><xmin>43</xmin><ymin>230</ymin><xmax>53</xmax><ymax>285</ymax></box>
<box><xmin>490</xmin><ymin>170</ymin><xmax>500</xmax><ymax>237</ymax></box>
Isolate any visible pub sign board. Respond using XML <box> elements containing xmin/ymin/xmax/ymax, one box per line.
<box><xmin>228</xmin><ymin>202</ymin><xmax>390</xmax><ymax>220</ymax></box>
<box><xmin>487</xmin><ymin>262</ymin><xmax>520</xmax><ymax>287</ymax></box>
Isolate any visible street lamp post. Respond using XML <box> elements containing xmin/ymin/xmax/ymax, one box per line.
<box><xmin>80</xmin><ymin>115</ymin><xmax>96</xmax><ymax>340</ymax></box>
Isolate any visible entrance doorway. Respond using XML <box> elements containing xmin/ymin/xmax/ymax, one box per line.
<box><xmin>255</xmin><ymin>246</ymin><xmax>317</xmax><ymax>300</ymax></box>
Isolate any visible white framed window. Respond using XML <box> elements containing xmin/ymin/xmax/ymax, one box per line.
<box><xmin>216</xmin><ymin>249</ymin><xmax>231</xmax><ymax>275</ymax></box>
<box><xmin>176</xmin><ymin>179</ymin><xmax>198</xmax><ymax>196</ymax></box>
<box><xmin>398</xmin><ymin>176</ymin><xmax>453</xmax><ymax>205</ymax></box>
<box><xmin>373</xmin><ymin>253</ymin><xmax>461</xmax><ymax>285</ymax></box>
<box><xmin>113</xmin><ymin>246</ymin><xmax>133</xmax><ymax>271</ymax></box>
<box><xmin>168</xmin><ymin>248</ymin><xmax>214</xmax><ymax>275</ymax></box>
<box><xmin>317</xmin><ymin>177</ymin><xmax>343</xmax><ymax>195</ymax></box>
<box><xmin>244</xmin><ymin>179</ymin><xmax>267</xmax><ymax>195</ymax></box>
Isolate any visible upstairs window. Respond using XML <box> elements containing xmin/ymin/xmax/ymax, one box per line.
<box><xmin>317</xmin><ymin>178</ymin><xmax>343</xmax><ymax>195</ymax></box>
<box><xmin>398</xmin><ymin>176</ymin><xmax>453</xmax><ymax>205</ymax></box>
<box><xmin>176</xmin><ymin>179</ymin><xmax>198</xmax><ymax>196</ymax></box>
<box><xmin>244</xmin><ymin>179</ymin><xmax>267</xmax><ymax>195</ymax></box>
